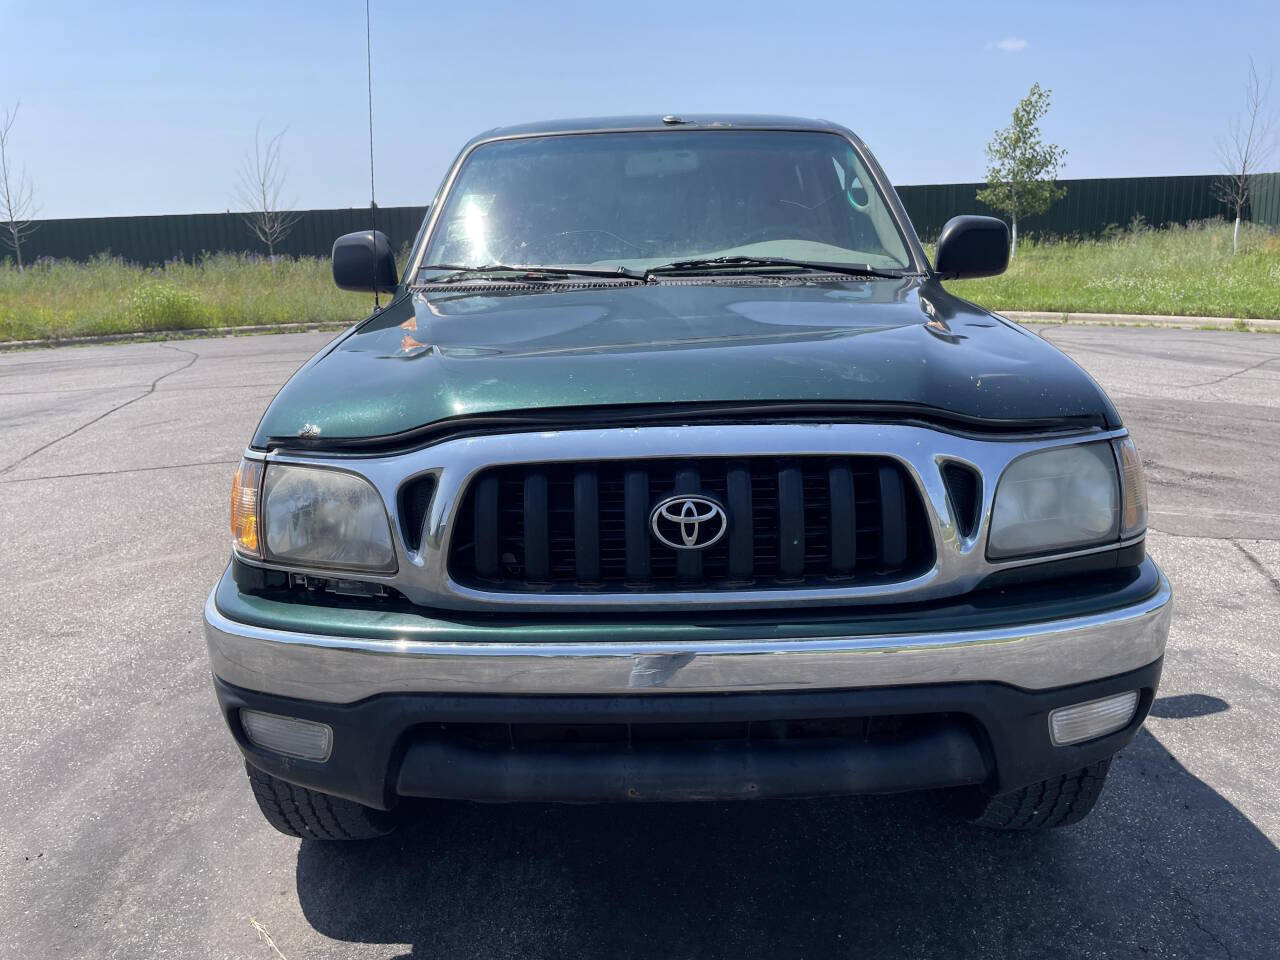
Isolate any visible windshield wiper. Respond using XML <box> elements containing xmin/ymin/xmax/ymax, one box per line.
<box><xmin>644</xmin><ymin>256</ymin><xmax>908</xmax><ymax>281</ymax></box>
<box><xmin>417</xmin><ymin>258</ymin><xmax>906</xmax><ymax>286</ymax></box>
<box><xmin>418</xmin><ymin>263</ymin><xmax>645</xmax><ymax>284</ymax></box>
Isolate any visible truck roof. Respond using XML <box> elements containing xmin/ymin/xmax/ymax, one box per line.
<box><xmin>469</xmin><ymin>115</ymin><xmax>851</xmax><ymax>145</ymax></box>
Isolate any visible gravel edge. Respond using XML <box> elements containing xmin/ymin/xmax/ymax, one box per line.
<box><xmin>3</xmin><ymin>310</ymin><xmax>1278</xmax><ymax>352</ymax></box>
<box><xmin>1001</xmin><ymin>310</ymin><xmax>1280</xmax><ymax>331</ymax></box>
<box><xmin>0</xmin><ymin>320</ymin><xmax>354</xmax><ymax>351</ymax></box>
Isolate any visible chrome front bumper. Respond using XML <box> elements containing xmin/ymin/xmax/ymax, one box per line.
<box><xmin>204</xmin><ymin>570</ymin><xmax>1172</xmax><ymax>705</ymax></box>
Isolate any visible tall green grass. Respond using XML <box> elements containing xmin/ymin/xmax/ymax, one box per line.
<box><xmin>2</xmin><ymin>219</ymin><xmax>1278</xmax><ymax>342</ymax></box>
<box><xmin>943</xmin><ymin>219</ymin><xmax>1280</xmax><ymax>320</ymax></box>
<box><xmin>0</xmin><ymin>252</ymin><xmax>374</xmax><ymax>342</ymax></box>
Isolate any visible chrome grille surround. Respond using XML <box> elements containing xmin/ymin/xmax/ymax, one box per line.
<box><xmin>239</xmin><ymin>422</ymin><xmax>1140</xmax><ymax>613</ymax></box>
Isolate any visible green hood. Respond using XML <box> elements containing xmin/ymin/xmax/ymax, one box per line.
<box><xmin>252</xmin><ymin>278</ymin><xmax>1118</xmax><ymax>449</ymax></box>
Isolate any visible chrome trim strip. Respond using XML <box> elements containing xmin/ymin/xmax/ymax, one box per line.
<box><xmin>204</xmin><ymin>571</ymin><xmax>1172</xmax><ymax>704</ymax></box>
<box><xmin>246</xmin><ymin>422</ymin><xmax>1132</xmax><ymax>612</ymax></box>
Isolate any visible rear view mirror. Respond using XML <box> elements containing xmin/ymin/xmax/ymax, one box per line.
<box><xmin>934</xmin><ymin>216</ymin><xmax>1010</xmax><ymax>280</ymax></box>
<box><xmin>332</xmin><ymin>230</ymin><xmax>398</xmax><ymax>293</ymax></box>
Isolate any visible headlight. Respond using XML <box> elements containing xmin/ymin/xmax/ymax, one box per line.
<box><xmin>230</xmin><ymin>460</ymin><xmax>397</xmax><ymax>573</ymax></box>
<box><xmin>988</xmin><ymin>442</ymin><xmax>1120</xmax><ymax>560</ymax></box>
<box><xmin>263</xmin><ymin>465</ymin><xmax>397</xmax><ymax>572</ymax></box>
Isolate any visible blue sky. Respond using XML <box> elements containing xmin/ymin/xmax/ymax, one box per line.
<box><xmin>1</xmin><ymin>0</ymin><xmax>1276</xmax><ymax>219</ymax></box>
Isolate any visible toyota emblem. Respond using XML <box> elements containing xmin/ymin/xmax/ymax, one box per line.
<box><xmin>649</xmin><ymin>495</ymin><xmax>728</xmax><ymax>551</ymax></box>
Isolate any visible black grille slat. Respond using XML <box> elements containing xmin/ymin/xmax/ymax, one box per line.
<box><xmin>777</xmin><ymin>462</ymin><xmax>805</xmax><ymax>580</ymax></box>
<box><xmin>524</xmin><ymin>470</ymin><xmax>551</xmax><ymax>583</ymax></box>
<box><xmin>450</xmin><ymin>456</ymin><xmax>931</xmax><ymax>593</ymax></box>
<box><xmin>726</xmin><ymin>461</ymin><xmax>753</xmax><ymax>581</ymax></box>
<box><xmin>828</xmin><ymin>462</ymin><xmax>856</xmax><ymax>576</ymax></box>
<box><xmin>574</xmin><ymin>468</ymin><xmax>600</xmax><ymax>584</ymax></box>
<box><xmin>878</xmin><ymin>464</ymin><xmax>908</xmax><ymax>570</ymax></box>
<box><xmin>623</xmin><ymin>470</ymin><xmax>651</xmax><ymax>583</ymax></box>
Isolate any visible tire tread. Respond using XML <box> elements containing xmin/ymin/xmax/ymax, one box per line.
<box><xmin>244</xmin><ymin>762</ymin><xmax>395</xmax><ymax>840</ymax></box>
<box><xmin>968</xmin><ymin>759</ymin><xmax>1112</xmax><ymax>830</ymax></box>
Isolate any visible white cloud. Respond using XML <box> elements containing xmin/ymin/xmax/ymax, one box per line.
<box><xmin>992</xmin><ymin>37</ymin><xmax>1029</xmax><ymax>53</ymax></box>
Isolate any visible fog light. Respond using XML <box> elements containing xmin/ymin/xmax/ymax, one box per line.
<box><xmin>1049</xmin><ymin>691</ymin><xmax>1140</xmax><ymax>746</ymax></box>
<box><xmin>240</xmin><ymin>710</ymin><xmax>332</xmax><ymax>761</ymax></box>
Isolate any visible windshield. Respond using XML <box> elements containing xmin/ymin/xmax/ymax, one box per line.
<box><xmin>418</xmin><ymin>131</ymin><xmax>914</xmax><ymax>276</ymax></box>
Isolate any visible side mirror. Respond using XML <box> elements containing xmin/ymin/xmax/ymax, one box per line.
<box><xmin>934</xmin><ymin>216</ymin><xmax>1009</xmax><ymax>280</ymax></box>
<box><xmin>332</xmin><ymin>230</ymin><xmax>398</xmax><ymax>293</ymax></box>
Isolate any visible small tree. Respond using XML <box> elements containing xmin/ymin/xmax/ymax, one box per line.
<box><xmin>976</xmin><ymin>83</ymin><xmax>1067</xmax><ymax>258</ymax></box>
<box><xmin>234</xmin><ymin>125</ymin><xmax>300</xmax><ymax>260</ymax></box>
<box><xmin>0</xmin><ymin>101</ymin><xmax>39</xmax><ymax>271</ymax></box>
<box><xmin>1213</xmin><ymin>58</ymin><xmax>1275</xmax><ymax>255</ymax></box>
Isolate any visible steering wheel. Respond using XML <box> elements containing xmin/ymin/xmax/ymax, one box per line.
<box><xmin>846</xmin><ymin>177</ymin><xmax>871</xmax><ymax>212</ymax></box>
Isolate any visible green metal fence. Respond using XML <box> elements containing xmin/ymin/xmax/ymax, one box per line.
<box><xmin>9</xmin><ymin>172</ymin><xmax>1280</xmax><ymax>265</ymax></box>
<box><xmin>898</xmin><ymin>172</ymin><xmax>1280</xmax><ymax>241</ymax></box>
<box><xmin>15</xmin><ymin>206</ymin><xmax>428</xmax><ymax>266</ymax></box>
<box><xmin>1252</xmin><ymin>172</ymin><xmax>1280</xmax><ymax>229</ymax></box>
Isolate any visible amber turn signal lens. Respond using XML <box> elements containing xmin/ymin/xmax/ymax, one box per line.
<box><xmin>1113</xmin><ymin>437</ymin><xmax>1148</xmax><ymax>538</ymax></box>
<box><xmin>231</xmin><ymin>459</ymin><xmax>264</xmax><ymax>557</ymax></box>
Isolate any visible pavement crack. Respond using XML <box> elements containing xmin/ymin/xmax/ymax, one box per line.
<box><xmin>1169</xmin><ymin>880</ymin><xmax>1234</xmax><ymax>960</ymax></box>
<box><xmin>1148</xmin><ymin>526</ymin><xmax>1279</xmax><ymax>543</ymax></box>
<box><xmin>1034</xmin><ymin>325</ymin><xmax>1280</xmax><ymax>389</ymax></box>
<box><xmin>1138</xmin><ymin>843</ymin><xmax>1234</xmax><ymax>960</ymax></box>
<box><xmin>0</xmin><ymin>458</ymin><xmax>237</xmax><ymax>484</ymax></box>
<box><xmin>0</xmin><ymin>344</ymin><xmax>200</xmax><ymax>477</ymax></box>
<box><xmin>1231</xmin><ymin>540</ymin><xmax>1280</xmax><ymax>597</ymax></box>
<box><xmin>1182</xmin><ymin>355</ymin><xmax>1280</xmax><ymax>388</ymax></box>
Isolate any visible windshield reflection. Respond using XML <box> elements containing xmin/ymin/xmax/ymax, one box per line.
<box><xmin>418</xmin><ymin>131</ymin><xmax>915</xmax><ymax>276</ymax></box>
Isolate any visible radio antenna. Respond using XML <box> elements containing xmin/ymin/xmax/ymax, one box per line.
<box><xmin>365</xmin><ymin>0</ymin><xmax>380</xmax><ymax>309</ymax></box>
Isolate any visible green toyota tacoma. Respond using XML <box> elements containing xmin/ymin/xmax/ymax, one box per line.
<box><xmin>206</xmin><ymin>116</ymin><xmax>1170</xmax><ymax>839</ymax></box>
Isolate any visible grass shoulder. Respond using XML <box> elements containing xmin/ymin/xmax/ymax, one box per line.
<box><xmin>0</xmin><ymin>252</ymin><xmax>372</xmax><ymax>342</ymax></box>
<box><xmin>941</xmin><ymin>220</ymin><xmax>1280</xmax><ymax>320</ymax></box>
<box><xmin>2</xmin><ymin>220</ymin><xmax>1278</xmax><ymax>344</ymax></box>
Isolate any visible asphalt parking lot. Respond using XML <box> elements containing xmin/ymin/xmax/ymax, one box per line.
<box><xmin>2</xmin><ymin>324</ymin><xmax>1278</xmax><ymax>960</ymax></box>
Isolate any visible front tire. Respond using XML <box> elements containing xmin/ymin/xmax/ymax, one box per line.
<box><xmin>961</xmin><ymin>759</ymin><xmax>1113</xmax><ymax>830</ymax></box>
<box><xmin>245</xmin><ymin>762</ymin><xmax>397</xmax><ymax>840</ymax></box>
